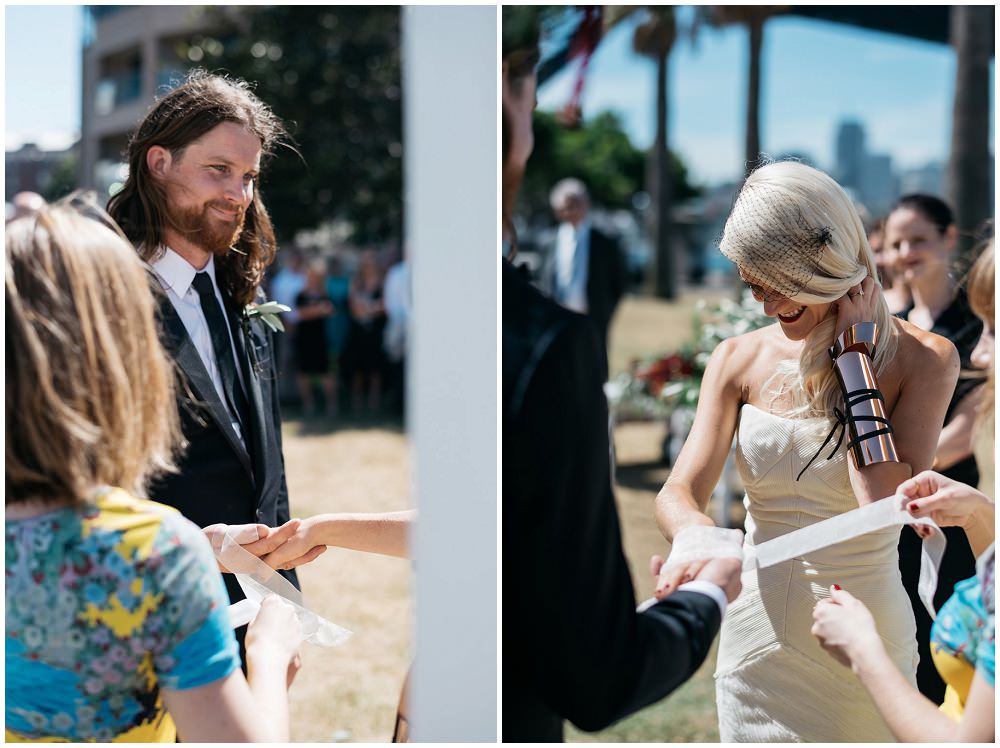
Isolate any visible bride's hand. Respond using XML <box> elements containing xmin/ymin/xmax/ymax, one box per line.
<box><xmin>650</xmin><ymin>554</ymin><xmax>709</xmax><ymax>600</ymax></box>
<box><xmin>811</xmin><ymin>586</ymin><xmax>883</xmax><ymax>670</ymax></box>
<box><xmin>834</xmin><ymin>275</ymin><xmax>879</xmax><ymax>341</ymax></box>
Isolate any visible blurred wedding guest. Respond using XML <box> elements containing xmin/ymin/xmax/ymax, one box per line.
<box><xmin>11</xmin><ymin>191</ymin><xmax>45</xmax><ymax>220</ymax></box>
<box><xmin>270</xmin><ymin>249</ymin><xmax>308</xmax><ymax>392</ymax></box>
<box><xmin>884</xmin><ymin>193</ymin><xmax>983</xmax><ymax>701</ymax></box>
<box><xmin>346</xmin><ymin>249</ymin><xmax>387</xmax><ymax>414</ymax></box>
<box><xmin>869</xmin><ymin>216</ymin><xmax>910</xmax><ymax>314</ymax></box>
<box><xmin>295</xmin><ymin>260</ymin><xmax>338</xmax><ymax>417</ymax></box>
<box><xmin>541</xmin><ymin>178</ymin><xmax>627</xmax><ymax>381</ymax></box>
<box><xmin>325</xmin><ymin>255</ymin><xmax>352</xmax><ymax>404</ymax></box>
<box><xmin>5</xmin><ymin>197</ymin><xmax>301</xmax><ymax>742</ymax></box>
<box><xmin>383</xmin><ymin>246</ymin><xmax>410</xmax><ymax>416</ymax></box>
<box><xmin>502</xmin><ymin>11</ymin><xmax>740</xmax><ymax>741</ymax></box>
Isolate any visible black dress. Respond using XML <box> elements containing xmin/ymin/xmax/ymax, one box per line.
<box><xmin>503</xmin><ymin>260</ymin><xmax>722</xmax><ymax>742</ymax></box>
<box><xmin>294</xmin><ymin>290</ymin><xmax>332</xmax><ymax>375</ymax></box>
<box><xmin>896</xmin><ymin>289</ymin><xmax>983</xmax><ymax>702</ymax></box>
<box><xmin>345</xmin><ymin>285</ymin><xmax>387</xmax><ymax>377</ymax></box>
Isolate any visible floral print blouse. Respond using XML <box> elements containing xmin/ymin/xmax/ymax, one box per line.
<box><xmin>5</xmin><ymin>487</ymin><xmax>239</xmax><ymax>742</ymax></box>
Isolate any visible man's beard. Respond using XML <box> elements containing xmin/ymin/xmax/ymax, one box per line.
<box><xmin>167</xmin><ymin>200</ymin><xmax>246</xmax><ymax>255</ymax></box>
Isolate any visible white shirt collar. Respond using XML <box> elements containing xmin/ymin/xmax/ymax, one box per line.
<box><xmin>151</xmin><ymin>246</ymin><xmax>218</xmax><ymax>297</ymax></box>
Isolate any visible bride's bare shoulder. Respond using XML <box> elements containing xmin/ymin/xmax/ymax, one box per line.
<box><xmin>892</xmin><ymin>317</ymin><xmax>960</xmax><ymax>374</ymax></box>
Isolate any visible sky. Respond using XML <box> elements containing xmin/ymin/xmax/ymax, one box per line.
<box><xmin>537</xmin><ymin>6</ymin><xmax>995</xmax><ymax>186</ymax></box>
<box><xmin>3</xmin><ymin>5</ymin><xmax>995</xmax><ymax>187</ymax></box>
<box><xmin>5</xmin><ymin>5</ymin><xmax>83</xmax><ymax>151</ymax></box>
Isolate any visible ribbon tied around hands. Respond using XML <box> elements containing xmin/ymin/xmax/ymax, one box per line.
<box><xmin>209</xmin><ymin>523</ymin><xmax>352</xmax><ymax>647</ymax></box>
<box><xmin>642</xmin><ymin>494</ymin><xmax>947</xmax><ymax>620</ymax></box>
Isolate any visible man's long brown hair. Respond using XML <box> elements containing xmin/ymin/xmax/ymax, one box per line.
<box><xmin>107</xmin><ymin>70</ymin><xmax>291</xmax><ymax>306</ymax></box>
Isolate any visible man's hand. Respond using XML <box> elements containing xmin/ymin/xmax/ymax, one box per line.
<box><xmin>649</xmin><ymin>554</ymin><xmax>742</xmax><ymax>602</ymax></box>
<box><xmin>811</xmin><ymin>586</ymin><xmax>883</xmax><ymax>670</ymax></box>
<box><xmin>261</xmin><ymin>516</ymin><xmax>328</xmax><ymax>571</ymax></box>
<box><xmin>203</xmin><ymin>520</ymin><xmax>324</xmax><ymax>573</ymax></box>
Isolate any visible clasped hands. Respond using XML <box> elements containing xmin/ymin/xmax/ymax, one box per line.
<box><xmin>204</xmin><ymin>517</ymin><xmax>328</xmax><ymax>574</ymax></box>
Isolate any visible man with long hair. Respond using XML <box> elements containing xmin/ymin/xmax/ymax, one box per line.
<box><xmin>108</xmin><ymin>70</ymin><xmax>319</xmax><ymax>651</ymax></box>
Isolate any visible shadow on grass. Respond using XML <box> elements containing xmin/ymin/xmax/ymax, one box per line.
<box><xmin>615</xmin><ymin>460</ymin><xmax>670</xmax><ymax>494</ymax></box>
<box><xmin>285</xmin><ymin>411</ymin><xmax>406</xmax><ymax>437</ymax></box>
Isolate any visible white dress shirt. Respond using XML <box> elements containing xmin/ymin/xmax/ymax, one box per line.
<box><xmin>151</xmin><ymin>248</ymin><xmax>247</xmax><ymax>444</ymax></box>
<box><xmin>555</xmin><ymin>219</ymin><xmax>590</xmax><ymax>314</ymax></box>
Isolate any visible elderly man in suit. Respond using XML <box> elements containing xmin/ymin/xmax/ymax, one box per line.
<box><xmin>107</xmin><ymin>71</ymin><xmax>322</xmax><ymax>656</ymax></box>
<box><xmin>543</xmin><ymin>178</ymin><xmax>627</xmax><ymax>381</ymax></box>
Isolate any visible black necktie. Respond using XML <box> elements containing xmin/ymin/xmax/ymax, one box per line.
<box><xmin>191</xmin><ymin>272</ymin><xmax>251</xmax><ymax>435</ymax></box>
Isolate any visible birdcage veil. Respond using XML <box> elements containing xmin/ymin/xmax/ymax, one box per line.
<box><xmin>719</xmin><ymin>180</ymin><xmax>837</xmax><ymax>302</ymax></box>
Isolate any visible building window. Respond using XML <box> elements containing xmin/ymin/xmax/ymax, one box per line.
<box><xmin>95</xmin><ymin>49</ymin><xmax>142</xmax><ymax>116</ymax></box>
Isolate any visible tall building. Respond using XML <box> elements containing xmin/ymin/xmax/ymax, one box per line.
<box><xmin>79</xmin><ymin>6</ymin><xmax>215</xmax><ymax>197</ymax></box>
<box><xmin>834</xmin><ymin>120</ymin><xmax>866</xmax><ymax>193</ymax></box>
<box><xmin>899</xmin><ymin>162</ymin><xmax>945</xmax><ymax>197</ymax></box>
<box><xmin>858</xmin><ymin>153</ymin><xmax>897</xmax><ymax>217</ymax></box>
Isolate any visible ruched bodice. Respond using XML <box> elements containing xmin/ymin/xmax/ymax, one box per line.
<box><xmin>715</xmin><ymin>404</ymin><xmax>917</xmax><ymax>743</ymax></box>
<box><xmin>736</xmin><ymin>404</ymin><xmax>901</xmax><ymax>568</ymax></box>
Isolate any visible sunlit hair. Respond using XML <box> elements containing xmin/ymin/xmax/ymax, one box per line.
<box><xmin>6</xmin><ymin>194</ymin><xmax>183</xmax><ymax>506</ymax></box>
<box><xmin>108</xmin><ymin>69</ymin><xmax>291</xmax><ymax>306</ymax></box>
<box><xmin>966</xmin><ymin>237</ymin><xmax>995</xmax><ymax>436</ymax></box>
<box><xmin>722</xmin><ymin>161</ymin><xmax>899</xmax><ymax>421</ymax></box>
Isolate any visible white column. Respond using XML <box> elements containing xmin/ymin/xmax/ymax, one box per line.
<box><xmin>403</xmin><ymin>6</ymin><xmax>497</xmax><ymax>742</ymax></box>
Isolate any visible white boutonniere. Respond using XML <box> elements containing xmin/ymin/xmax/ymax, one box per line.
<box><xmin>241</xmin><ymin>299</ymin><xmax>290</xmax><ymax>375</ymax></box>
<box><xmin>245</xmin><ymin>300</ymin><xmax>291</xmax><ymax>333</ymax></box>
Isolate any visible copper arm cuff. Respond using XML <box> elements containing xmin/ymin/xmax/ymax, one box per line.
<box><xmin>832</xmin><ymin>350</ymin><xmax>900</xmax><ymax>469</ymax></box>
<box><xmin>830</xmin><ymin>321</ymin><xmax>879</xmax><ymax>359</ymax></box>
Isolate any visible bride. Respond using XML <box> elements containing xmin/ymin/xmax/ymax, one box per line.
<box><xmin>652</xmin><ymin>161</ymin><xmax>959</xmax><ymax>742</ymax></box>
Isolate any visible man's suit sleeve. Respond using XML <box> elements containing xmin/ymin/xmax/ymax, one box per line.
<box><xmin>508</xmin><ymin>315</ymin><xmax>721</xmax><ymax>732</ymax></box>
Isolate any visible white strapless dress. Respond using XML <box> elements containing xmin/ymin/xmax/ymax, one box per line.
<box><xmin>715</xmin><ymin>404</ymin><xmax>918</xmax><ymax>742</ymax></box>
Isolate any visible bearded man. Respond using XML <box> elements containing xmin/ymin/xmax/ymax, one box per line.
<box><xmin>108</xmin><ymin>71</ymin><xmax>320</xmax><ymax>654</ymax></box>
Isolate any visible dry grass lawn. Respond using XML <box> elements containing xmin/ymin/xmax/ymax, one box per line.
<box><xmin>281</xmin><ymin>418</ymin><xmax>412</xmax><ymax>743</ymax></box>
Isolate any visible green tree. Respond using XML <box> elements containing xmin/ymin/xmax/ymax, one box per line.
<box><xmin>192</xmin><ymin>6</ymin><xmax>402</xmax><ymax>244</ymax></box>
<box><xmin>521</xmin><ymin>109</ymin><xmax>699</xmax><ymax>224</ymax></box>
<box><xmin>44</xmin><ymin>152</ymin><xmax>79</xmax><ymax>202</ymax></box>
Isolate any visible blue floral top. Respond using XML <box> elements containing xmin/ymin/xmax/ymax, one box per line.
<box><xmin>930</xmin><ymin>545</ymin><xmax>995</xmax><ymax>720</ymax></box>
<box><xmin>5</xmin><ymin>487</ymin><xmax>239</xmax><ymax>742</ymax></box>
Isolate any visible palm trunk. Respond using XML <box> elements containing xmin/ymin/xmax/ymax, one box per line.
<box><xmin>745</xmin><ymin>18</ymin><xmax>763</xmax><ymax>176</ymax></box>
<box><xmin>653</xmin><ymin>49</ymin><xmax>676</xmax><ymax>299</ymax></box>
<box><xmin>945</xmin><ymin>5</ymin><xmax>993</xmax><ymax>259</ymax></box>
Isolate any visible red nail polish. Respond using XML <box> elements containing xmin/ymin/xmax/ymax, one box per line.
<box><xmin>832</xmin><ymin>584</ymin><xmax>842</xmax><ymax>591</ymax></box>
<box><xmin>908</xmin><ymin>503</ymin><xmax>917</xmax><ymax>512</ymax></box>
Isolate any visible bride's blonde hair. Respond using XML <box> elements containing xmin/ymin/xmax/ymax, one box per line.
<box><xmin>720</xmin><ymin>161</ymin><xmax>899</xmax><ymax>421</ymax></box>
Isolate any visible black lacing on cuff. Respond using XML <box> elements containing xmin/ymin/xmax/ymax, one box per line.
<box><xmin>795</xmin><ymin>388</ymin><xmax>894</xmax><ymax>481</ymax></box>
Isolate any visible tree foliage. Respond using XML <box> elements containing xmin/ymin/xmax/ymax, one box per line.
<box><xmin>519</xmin><ymin>109</ymin><xmax>700</xmax><ymax>223</ymax></box>
<box><xmin>192</xmin><ymin>6</ymin><xmax>402</xmax><ymax>244</ymax></box>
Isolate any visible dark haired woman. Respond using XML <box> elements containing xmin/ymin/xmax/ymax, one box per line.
<box><xmin>883</xmin><ymin>193</ymin><xmax>984</xmax><ymax>701</ymax></box>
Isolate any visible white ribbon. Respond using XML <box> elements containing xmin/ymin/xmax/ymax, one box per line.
<box><xmin>214</xmin><ymin>525</ymin><xmax>352</xmax><ymax>647</ymax></box>
<box><xmin>643</xmin><ymin>494</ymin><xmax>946</xmax><ymax>620</ymax></box>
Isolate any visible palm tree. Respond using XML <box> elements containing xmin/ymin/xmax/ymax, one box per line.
<box><xmin>629</xmin><ymin>7</ymin><xmax>679</xmax><ymax>299</ymax></box>
<box><xmin>708</xmin><ymin>6</ymin><xmax>785</xmax><ymax>178</ymax></box>
<box><xmin>945</xmin><ymin>5</ymin><xmax>994</xmax><ymax>259</ymax></box>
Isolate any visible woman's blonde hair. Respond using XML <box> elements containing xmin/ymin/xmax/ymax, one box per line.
<box><xmin>720</xmin><ymin>161</ymin><xmax>899</xmax><ymax>420</ymax></box>
<box><xmin>966</xmin><ymin>238</ymin><xmax>995</xmax><ymax>437</ymax></box>
<box><xmin>6</xmin><ymin>195</ymin><xmax>183</xmax><ymax>505</ymax></box>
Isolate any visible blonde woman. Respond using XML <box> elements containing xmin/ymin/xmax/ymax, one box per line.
<box><xmin>652</xmin><ymin>162</ymin><xmax>959</xmax><ymax>741</ymax></box>
<box><xmin>812</xmin><ymin>239</ymin><xmax>994</xmax><ymax>742</ymax></box>
<box><xmin>6</xmin><ymin>198</ymin><xmax>300</xmax><ymax>742</ymax></box>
